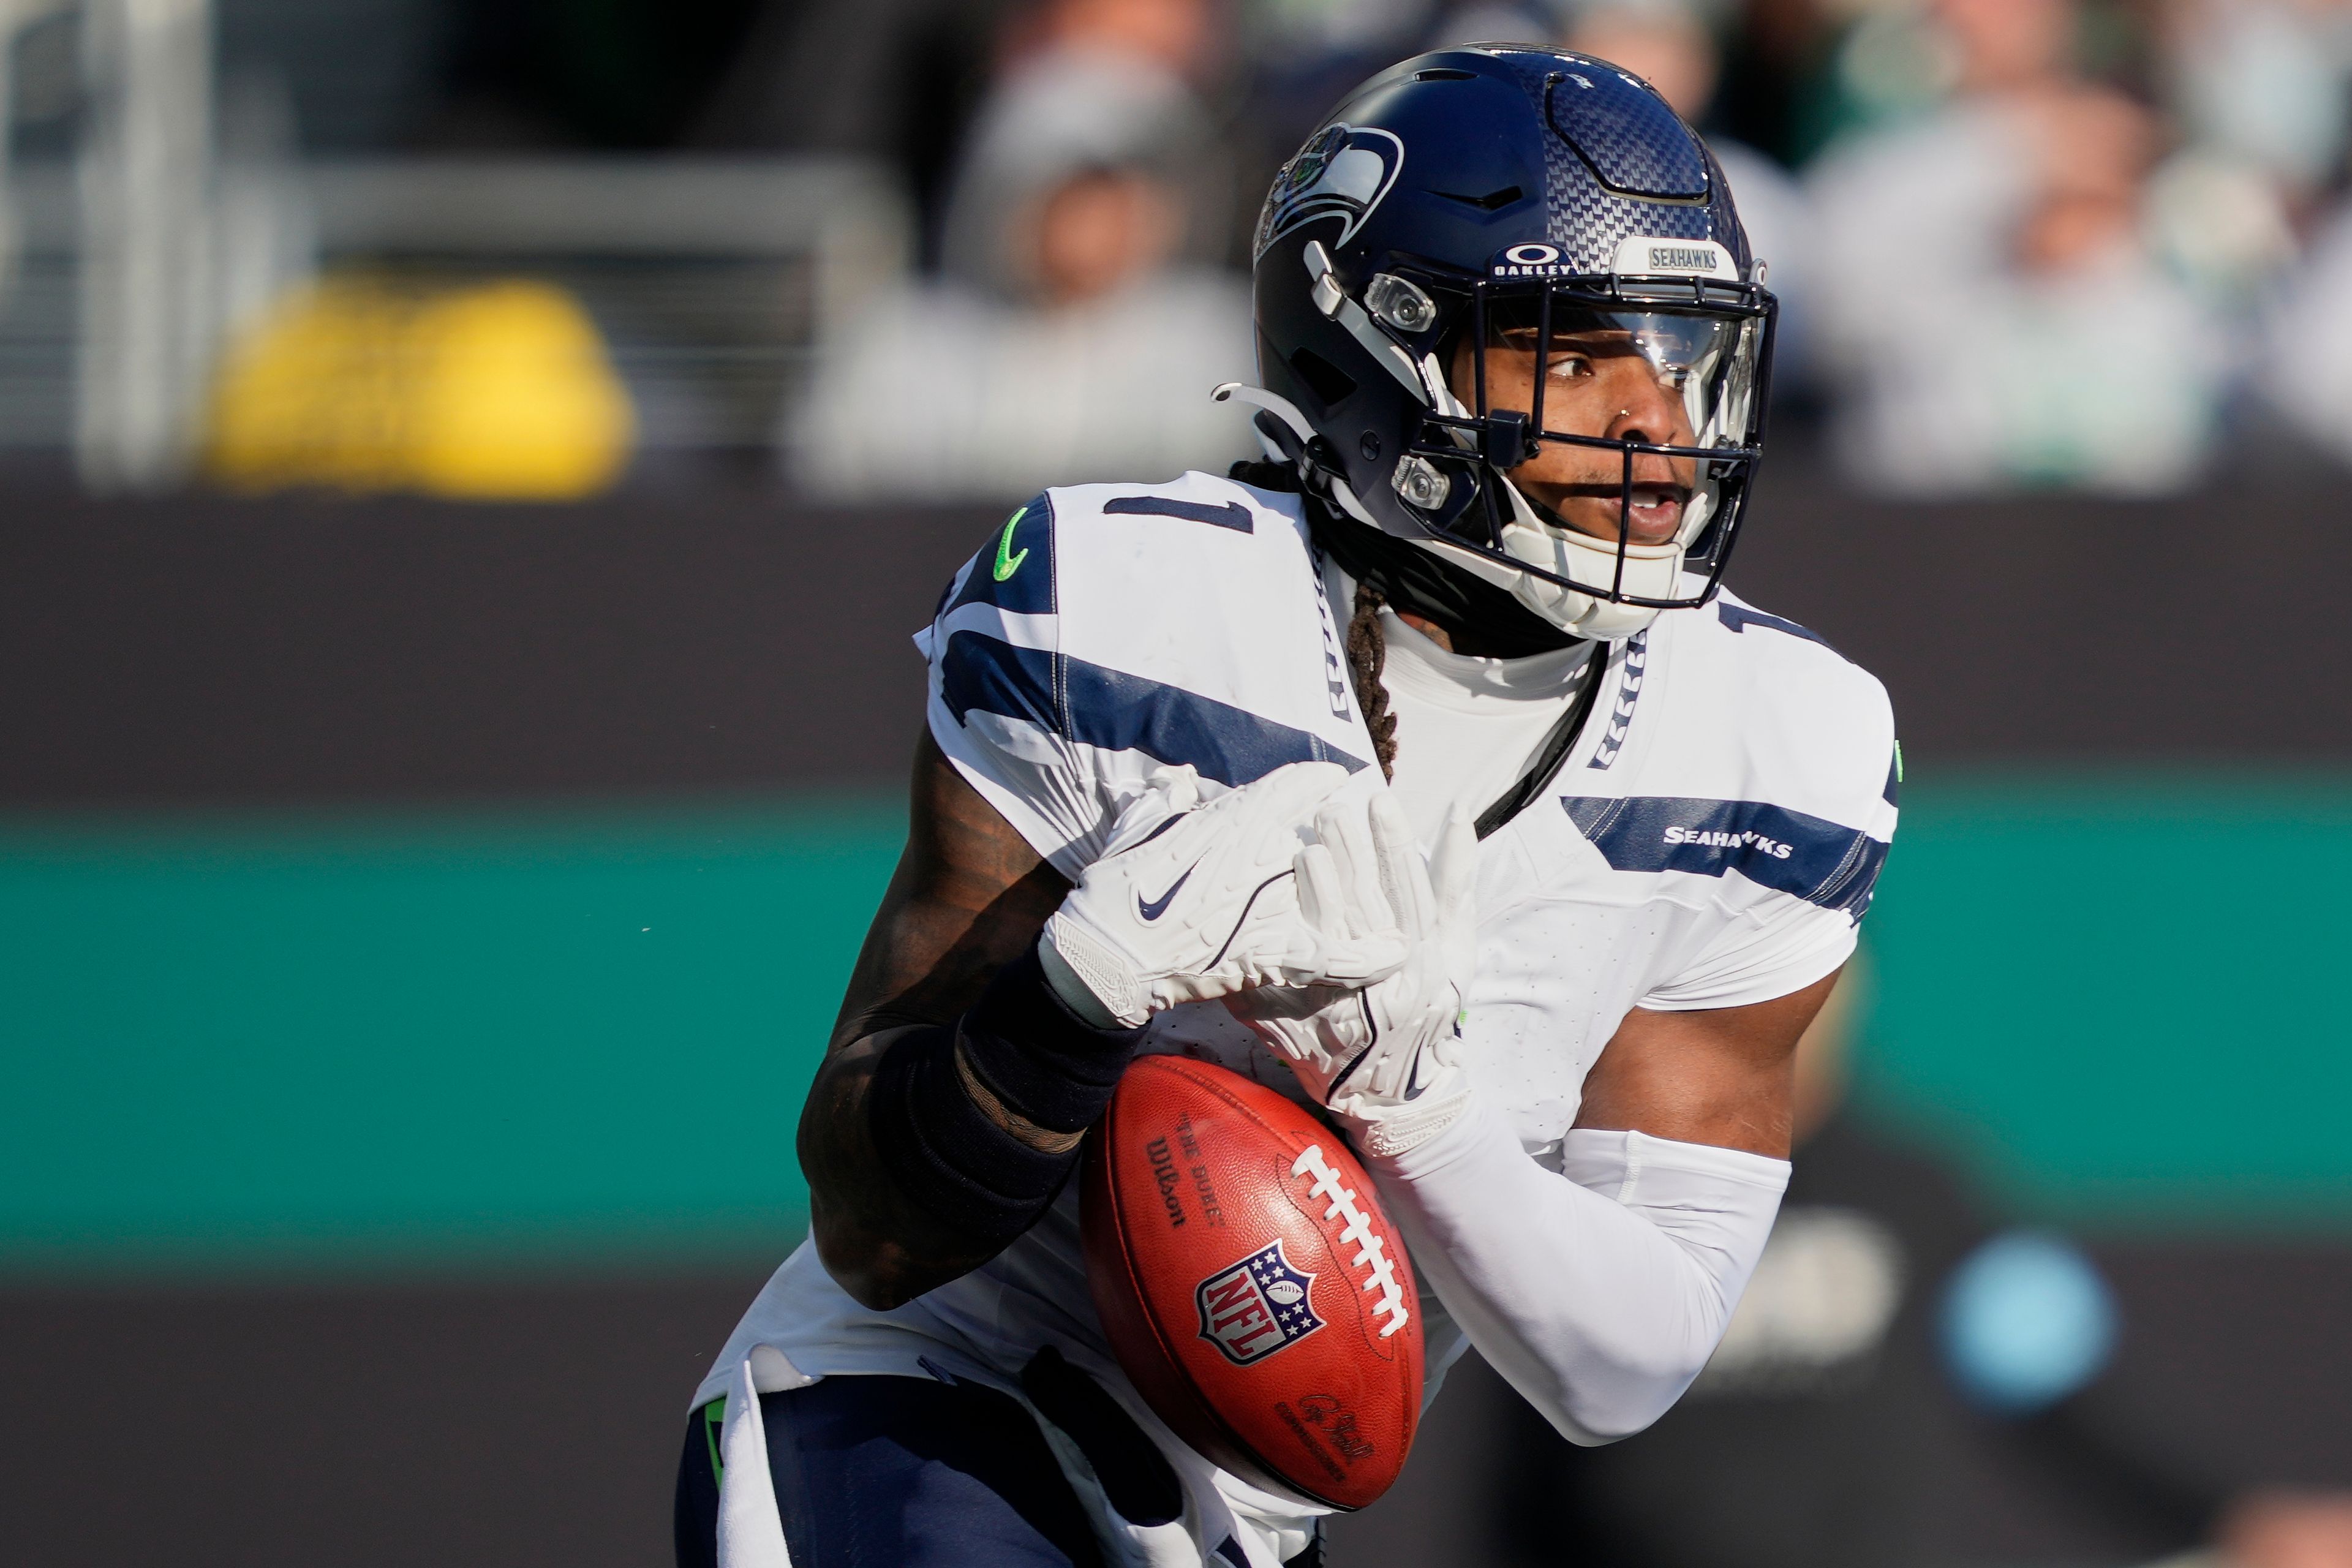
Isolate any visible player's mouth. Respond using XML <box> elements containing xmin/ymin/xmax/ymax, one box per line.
<box><xmin>1527</xmin><ymin>477</ymin><xmax>1694</xmax><ymax>546</ymax></box>
<box><xmin>1623</xmin><ymin>483</ymin><xmax>1685</xmax><ymax>545</ymax></box>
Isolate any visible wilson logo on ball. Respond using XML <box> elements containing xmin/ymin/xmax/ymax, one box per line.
<box><xmin>1196</xmin><ymin>1240</ymin><xmax>1324</xmax><ymax>1365</ymax></box>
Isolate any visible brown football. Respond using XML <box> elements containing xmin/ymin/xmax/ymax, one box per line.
<box><xmin>1080</xmin><ymin>1054</ymin><xmax>1423</xmax><ymax>1509</ymax></box>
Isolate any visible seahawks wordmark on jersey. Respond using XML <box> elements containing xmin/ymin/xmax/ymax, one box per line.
<box><xmin>697</xmin><ymin>470</ymin><xmax>1897</xmax><ymax>1567</ymax></box>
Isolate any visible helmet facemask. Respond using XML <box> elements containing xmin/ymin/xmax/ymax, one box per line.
<box><xmin>1395</xmin><ymin>273</ymin><xmax>1777</xmax><ymax>638</ymax></box>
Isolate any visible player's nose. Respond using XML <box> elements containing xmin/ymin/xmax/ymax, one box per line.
<box><xmin>1602</xmin><ymin>363</ymin><xmax>1690</xmax><ymax>448</ymax></box>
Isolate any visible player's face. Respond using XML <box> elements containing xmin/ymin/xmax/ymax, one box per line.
<box><xmin>1451</xmin><ymin>318</ymin><xmax>1705</xmax><ymax>547</ymax></box>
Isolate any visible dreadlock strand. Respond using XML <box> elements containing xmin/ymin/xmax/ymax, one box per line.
<box><xmin>1346</xmin><ymin>579</ymin><xmax>1399</xmax><ymax>780</ymax></box>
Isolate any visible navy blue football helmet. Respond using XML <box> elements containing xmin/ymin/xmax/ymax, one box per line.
<box><xmin>1232</xmin><ymin>45</ymin><xmax>1776</xmax><ymax>639</ymax></box>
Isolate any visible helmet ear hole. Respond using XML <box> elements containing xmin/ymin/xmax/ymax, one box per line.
<box><xmin>1287</xmin><ymin>347</ymin><xmax>1359</xmax><ymax>413</ymax></box>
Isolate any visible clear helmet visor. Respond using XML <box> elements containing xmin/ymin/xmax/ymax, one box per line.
<box><xmin>1452</xmin><ymin>293</ymin><xmax>1767</xmax><ymax>567</ymax></box>
<box><xmin>1375</xmin><ymin>273</ymin><xmax>1776</xmax><ymax>633</ymax></box>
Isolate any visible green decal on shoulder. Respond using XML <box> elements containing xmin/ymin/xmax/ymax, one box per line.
<box><xmin>1894</xmin><ymin>740</ymin><xmax>1905</xmax><ymax>785</ymax></box>
<box><xmin>993</xmin><ymin>506</ymin><xmax>1031</xmax><ymax>582</ymax></box>
<box><xmin>701</xmin><ymin>1397</ymin><xmax>725</xmax><ymax>1484</ymax></box>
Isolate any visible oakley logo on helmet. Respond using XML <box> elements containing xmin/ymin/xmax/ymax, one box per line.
<box><xmin>1491</xmin><ymin>242</ymin><xmax>1571</xmax><ymax>278</ymax></box>
<box><xmin>1254</xmin><ymin>124</ymin><xmax>1405</xmax><ymax>259</ymax></box>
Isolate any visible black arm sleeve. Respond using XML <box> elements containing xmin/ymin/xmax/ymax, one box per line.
<box><xmin>866</xmin><ymin>944</ymin><xmax>1144</xmax><ymax>1243</ymax></box>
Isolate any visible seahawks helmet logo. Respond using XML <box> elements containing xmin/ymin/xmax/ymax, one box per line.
<box><xmin>1254</xmin><ymin>123</ymin><xmax>1404</xmax><ymax>259</ymax></box>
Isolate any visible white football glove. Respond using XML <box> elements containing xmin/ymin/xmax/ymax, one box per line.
<box><xmin>1225</xmin><ymin>796</ymin><xmax>1479</xmax><ymax>1158</ymax></box>
<box><xmin>1039</xmin><ymin>761</ymin><xmax>1411</xmax><ymax>1029</ymax></box>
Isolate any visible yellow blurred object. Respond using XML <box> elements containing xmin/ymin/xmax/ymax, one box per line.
<box><xmin>206</xmin><ymin>277</ymin><xmax>636</xmax><ymax>499</ymax></box>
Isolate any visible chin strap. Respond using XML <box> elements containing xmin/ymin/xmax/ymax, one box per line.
<box><xmin>1472</xmin><ymin>639</ymin><xmax>1609</xmax><ymax>837</ymax></box>
<box><xmin>1213</xmin><ymin>382</ymin><xmax>1390</xmax><ymax>529</ymax></box>
<box><xmin>1313</xmin><ymin>500</ymin><xmax>1586</xmax><ymax>660</ymax></box>
<box><xmin>1212</xmin><ymin>382</ymin><xmax>1660</xmax><ymax>646</ymax></box>
<box><xmin>1215</xmin><ymin>382</ymin><xmax>1314</xmax><ymax>448</ymax></box>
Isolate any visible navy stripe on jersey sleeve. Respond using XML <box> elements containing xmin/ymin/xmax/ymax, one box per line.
<box><xmin>940</xmin><ymin>631</ymin><xmax>1366</xmax><ymax>787</ymax></box>
<box><xmin>938</xmin><ymin>629</ymin><xmax>1061</xmax><ymax>733</ymax></box>
<box><xmin>1717</xmin><ymin>602</ymin><xmax>1842</xmax><ymax>657</ymax></box>
<box><xmin>1562</xmin><ymin>794</ymin><xmax>1888</xmax><ymax>919</ymax></box>
<box><xmin>1101</xmin><ymin>496</ymin><xmax>1256</xmax><ymax>532</ymax></box>
<box><xmin>944</xmin><ymin>494</ymin><xmax>1056</xmax><ymax>619</ymax></box>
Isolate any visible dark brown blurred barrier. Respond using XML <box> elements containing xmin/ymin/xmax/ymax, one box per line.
<box><xmin>0</xmin><ymin>1271</ymin><xmax>765</xmax><ymax>1568</ymax></box>
<box><xmin>0</xmin><ymin>1243</ymin><xmax>2345</xmax><ymax>1568</ymax></box>
<box><xmin>0</xmin><ymin>483</ymin><xmax>995</xmax><ymax>805</ymax></box>
<box><xmin>2</xmin><ymin>467</ymin><xmax>2348</xmax><ymax>805</ymax></box>
<box><xmin>1732</xmin><ymin>462</ymin><xmax>2352</xmax><ymax>770</ymax></box>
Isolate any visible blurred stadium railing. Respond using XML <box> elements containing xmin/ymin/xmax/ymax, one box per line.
<box><xmin>0</xmin><ymin>0</ymin><xmax>909</xmax><ymax>488</ymax></box>
<box><xmin>2</xmin><ymin>153</ymin><xmax>908</xmax><ymax>477</ymax></box>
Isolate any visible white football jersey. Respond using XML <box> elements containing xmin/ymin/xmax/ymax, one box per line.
<box><xmin>697</xmin><ymin>470</ymin><xmax>1898</xmax><ymax>1566</ymax></box>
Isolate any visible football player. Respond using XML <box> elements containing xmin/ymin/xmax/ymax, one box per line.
<box><xmin>678</xmin><ymin>43</ymin><xmax>1898</xmax><ymax>1568</ymax></box>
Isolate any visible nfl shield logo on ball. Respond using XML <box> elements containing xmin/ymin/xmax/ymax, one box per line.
<box><xmin>1196</xmin><ymin>1241</ymin><xmax>1324</xmax><ymax>1365</ymax></box>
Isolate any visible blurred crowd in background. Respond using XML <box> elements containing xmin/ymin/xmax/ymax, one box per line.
<box><xmin>17</xmin><ymin>0</ymin><xmax>2352</xmax><ymax>501</ymax></box>
<box><xmin>785</xmin><ymin>0</ymin><xmax>2352</xmax><ymax>501</ymax></box>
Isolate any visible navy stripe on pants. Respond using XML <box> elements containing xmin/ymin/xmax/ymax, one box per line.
<box><xmin>674</xmin><ymin>1375</ymin><xmax>1105</xmax><ymax>1568</ymax></box>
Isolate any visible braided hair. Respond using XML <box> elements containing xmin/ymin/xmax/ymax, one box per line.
<box><xmin>1232</xmin><ymin>456</ymin><xmax>1402</xmax><ymax>778</ymax></box>
<box><xmin>1346</xmin><ymin>579</ymin><xmax>1399</xmax><ymax>781</ymax></box>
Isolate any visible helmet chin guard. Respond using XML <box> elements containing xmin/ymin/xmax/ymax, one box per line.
<box><xmin>1248</xmin><ymin>45</ymin><xmax>1778</xmax><ymax>643</ymax></box>
<box><xmin>1426</xmin><ymin>473</ymin><xmax>1694</xmax><ymax>639</ymax></box>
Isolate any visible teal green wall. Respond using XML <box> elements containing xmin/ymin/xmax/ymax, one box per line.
<box><xmin>3</xmin><ymin>772</ymin><xmax>2346</xmax><ymax>1278</ymax></box>
<box><xmin>0</xmin><ymin>801</ymin><xmax>903</xmax><ymax>1278</ymax></box>
<box><xmin>1856</xmin><ymin>771</ymin><xmax>2352</xmax><ymax>1230</ymax></box>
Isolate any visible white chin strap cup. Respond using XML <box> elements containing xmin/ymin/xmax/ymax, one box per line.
<box><xmin>1417</xmin><ymin>476</ymin><xmax>1680</xmax><ymax>639</ymax></box>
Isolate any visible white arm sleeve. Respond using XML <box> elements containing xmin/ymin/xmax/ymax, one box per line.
<box><xmin>1366</xmin><ymin>1099</ymin><xmax>1789</xmax><ymax>1445</ymax></box>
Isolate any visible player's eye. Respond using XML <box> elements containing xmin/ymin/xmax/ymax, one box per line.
<box><xmin>1545</xmin><ymin>353</ymin><xmax>1594</xmax><ymax>380</ymax></box>
<box><xmin>1656</xmin><ymin>365</ymin><xmax>1693</xmax><ymax>391</ymax></box>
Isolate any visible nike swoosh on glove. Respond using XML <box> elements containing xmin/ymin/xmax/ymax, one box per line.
<box><xmin>1039</xmin><ymin>761</ymin><xmax>1410</xmax><ymax>1029</ymax></box>
<box><xmin>1224</xmin><ymin>796</ymin><xmax>1477</xmax><ymax>1158</ymax></box>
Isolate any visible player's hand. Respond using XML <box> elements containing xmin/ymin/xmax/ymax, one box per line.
<box><xmin>1226</xmin><ymin>796</ymin><xmax>1477</xmax><ymax>1158</ymax></box>
<box><xmin>1039</xmin><ymin>762</ymin><xmax>1409</xmax><ymax>1029</ymax></box>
